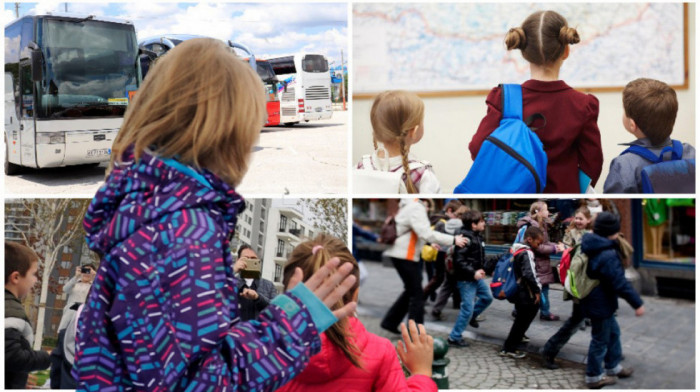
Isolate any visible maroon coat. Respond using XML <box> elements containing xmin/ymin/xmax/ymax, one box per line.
<box><xmin>469</xmin><ymin>80</ymin><xmax>603</xmax><ymax>193</ymax></box>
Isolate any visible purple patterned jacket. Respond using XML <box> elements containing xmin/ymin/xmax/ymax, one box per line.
<box><xmin>75</xmin><ymin>150</ymin><xmax>323</xmax><ymax>391</ymax></box>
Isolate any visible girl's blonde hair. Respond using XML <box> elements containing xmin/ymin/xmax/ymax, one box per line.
<box><xmin>505</xmin><ymin>10</ymin><xmax>580</xmax><ymax>66</ymax></box>
<box><xmin>567</xmin><ymin>206</ymin><xmax>592</xmax><ymax>231</ymax></box>
<box><xmin>370</xmin><ymin>90</ymin><xmax>425</xmax><ymax>194</ymax></box>
<box><xmin>282</xmin><ymin>234</ymin><xmax>362</xmax><ymax>368</ymax></box>
<box><xmin>108</xmin><ymin>38</ymin><xmax>266</xmax><ymax>187</ymax></box>
<box><xmin>529</xmin><ymin>200</ymin><xmax>548</xmax><ymax>227</ymax></box>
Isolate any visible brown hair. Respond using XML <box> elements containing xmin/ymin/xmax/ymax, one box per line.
<box><xmin>108</xmin><ymin>38</ymin><xmax>266</xmax><ymax>187</ymax></box>
<box><xmin>454</xmin><ymin>205</ymin><xmax>471</xmax><ymax>219</ymax></box>
<box><xmin>461</xmin><ymin>210</ymin><xmax>483</xmax><ymax>229</ymax></box>
<box><xmin>283</xmin><ymin>234</ymin><xmax>362</xmax><ymax>368</ymax></box>
<box><xmin>505</xmin><ymin>10</ymin><xmax>580</xmax><ymax>66</ymax></box>
<box><xmin>5</xmin><ymin>242</ymin><xmax>38</xmax><ymax>284</ymax></box>
<box><xmin>370</xmin><ymin>90</ymin><xmax>425</xmax><ymax>193</ymax></box>
<box><xmin>567</xmin><ymin>206</ymin><xmax>592</xmax><ymax>231</ymax></box>
<box><xmin>444</xmin><ymin>200</ymin><xmax>464</xmax><ymax>215</ymax></box>
<box><xmin>623</xmin><ymin>78</ymin><xmax>678</xmax><ymax>146</ymax></box>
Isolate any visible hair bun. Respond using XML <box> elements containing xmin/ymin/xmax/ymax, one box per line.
<box><xmin>559</xmin><ymin>26</ymin><xmax>580</xmax><ymax>45</ymax></box>
<box><xmin>505</xmin><ymin>27</ymin><xmax>527</xmax><ymax>50</ymax></box>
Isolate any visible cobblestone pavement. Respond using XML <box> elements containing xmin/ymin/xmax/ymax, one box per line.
<box><xmin>357</xmin><ymin>260</ymin><xmax>695</xmax><ymax>390</ymax></box>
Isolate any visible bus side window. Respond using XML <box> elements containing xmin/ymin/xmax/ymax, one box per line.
<box><xmin>20</xmin><ymin>64</ymin><xmax>33</xmax><ymax>117</ymax></box>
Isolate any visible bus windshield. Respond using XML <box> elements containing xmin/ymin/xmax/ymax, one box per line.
<box><xmin>39</xmin><ymin>18</ymin><xmax>139</xmax><ymax>118</ymax></box>
<box><xmin>301</xmin><ymin>54</ymin><xmax>328</xmax><ymax>73</ymax></box>
<box><xmin>255</xmin><ymin>61</ymin><xmax>277</xmax><ymax>83</ymax></box>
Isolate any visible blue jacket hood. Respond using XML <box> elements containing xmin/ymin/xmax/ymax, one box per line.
<box><xmin>84</xmin><ymin>149</ymin><xmax>244</xmax><ymax>255</ymax></box>
<box><xmin>580</xmin><ymin>232</ymin><xmax>616</xmax><ymax>256</ymax></box>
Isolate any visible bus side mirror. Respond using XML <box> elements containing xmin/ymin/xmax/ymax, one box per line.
<box><xmin>138</xmin><ymin>46</ymin><xmax>159</xmax><ymax>61</ymax></box>
<box><xmin>283</xmin><ymin>81</ymin><xmax>288</xmax><ymax>92</ymax></box>
<box><xmin>28</xmin><ymin>42</ymin><xmax>42</xmax><ymax>82</ymax></box>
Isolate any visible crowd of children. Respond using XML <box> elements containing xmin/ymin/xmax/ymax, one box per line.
<box><xmin>356</xmin><ymin>10</ymin><xmax>695</xmax><ymax>195</ymax></box>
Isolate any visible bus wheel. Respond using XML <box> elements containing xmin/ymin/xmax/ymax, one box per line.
<box><xmin>283</xmin><ymin>122</ymin><xmax>296</xmax><ymax>127</ymax></box>
<box><xmin>5</xmin><ymin>143</ymin><xmax>21</xmax><ymax>175</ymax></box>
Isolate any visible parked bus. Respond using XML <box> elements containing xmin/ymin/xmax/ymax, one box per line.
<box><xmin>4</xmin><ymin>12</ymin><xmax>141</xmax><ymax>174</ymax></box>
<box><xmin>267</xmin><ymin>53</ymin><xmax>332</xmax><ymax>126</ymax></box>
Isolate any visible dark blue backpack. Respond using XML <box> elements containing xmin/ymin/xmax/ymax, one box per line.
<box><xmin>454</xmin><ymin>84</ymin><xmax>548</xmax><ymax>193</ymax></box>
<box><xmin>490</xmin><ymin>248</ymin><xmax>527</xmax><ymax>302</ymax></box>
<box><xmin>621</xmin><ymin>140</ymin><xmax>695</xmax><ymax>193</ymax></box>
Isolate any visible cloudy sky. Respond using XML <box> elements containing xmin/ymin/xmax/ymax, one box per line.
<box><xmin>4</xmin><ymin>2</ymin><xmax>348</xmax><ymax>66</ymax></box>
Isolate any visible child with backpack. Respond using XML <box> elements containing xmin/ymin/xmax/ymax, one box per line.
<box><xmin>500</xmin><ymin>226</ymin><xmax>544</xmax><ymax>358</ymax></box>
<box><xmin>356</xmin><ymin>90</ymin><xmax>441</xmax><ymax>193</ymax></box>
<box><xmin>603</xmin><ymin>78</ymin><xmax>696</xmax><ymax>193</ymax></box>
<box><xmin>447</xmin><ymin>210</ymin><xmax>493</xmax><ymax>347</ymax></box>
<box><xmin>516</xmin><ymin>201</ymin><xmax>566</xmax><ymax>321</ymax></box>
<box><xmin>278</xmin><ymin>234</ymin><xmax>438</xmax><ymax>392</ymax></box>
<box><xmin>468</xmin><ymin>10</ymin><xmax>603</xmax><ymax>193</ymax></box>
<box><xmin>74</xmin><ymin>39</ymin><xmax>358</xmax><ymax>391</ymax></box>
<box><xmin>562</xmin><ymin>206</ymin><xmax>593</xmax><ymax>247</ymax></box>
<box><xmin>580</xmin><ymin>212</ymin><xmax>645</xmax><ymax>389</ymax></box>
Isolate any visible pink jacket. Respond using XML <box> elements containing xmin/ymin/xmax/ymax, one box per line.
<box><xmin>276</xmin><ymin>317</ymin><xmax>437</xmax><ymax>392</ymax></box>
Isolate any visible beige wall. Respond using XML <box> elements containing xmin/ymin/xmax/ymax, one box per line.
<box><xmin>352</xmin><ymin>4</ymin><xmax>695</xmax><ymax>193</ymax></box>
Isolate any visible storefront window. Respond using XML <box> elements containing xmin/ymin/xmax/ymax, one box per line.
<box><xmin>641</xmin><ymin>199</ymin><xmax>695</xmax><ymax>263</ymax></box>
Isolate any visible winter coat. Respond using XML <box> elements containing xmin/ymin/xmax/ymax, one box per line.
<box><xmin>5</xmin><ymin>289</ymin><xmax>51</xmax><ymax>389</ymax></box>
<box><xmin>469</xmin><ymin>79</ymin><xmax>603</xmax><ymax>193</ymax></box>
<box><xmin>510</xmin><ymin>244</ymin><xmax>542</xmax><ymax>305</ymax></box>
<box><xmin>453</xmin><ymin>228</ymin><xmax>485</xmax><ymax>282</ymax></box>
<box><xmin>516</xmin><ymin>216</ymin><xmax>558</xmax><ymax>284</ymax></box>
<box><xmin>57</xmin><ymin>276</ymin><xmax>92</xmax><ymax>331</ymax></box>
<box><xmin>580</xmin><ymin>233</ymin><xmax>644</xmax><ymax>319</ymax></box>
<box><xmin>562</xmin><ymin>228</ymin><xmax>590</xmax><ymax>248</ymax></box>
<box><xmin>236</xmin><ymin>277</ymin><xmax>278</xmax><ymax>321</ymax></box>
<box><xmin>276</xmin><ymin>317</ymin><xmax>437</xmax><ymax>392</ymax></box>
<box><xmin>75</xmin><ymin>149</ymin><xmax>332</xmax><ymax>391</ymax></box>
<box><xmin>384</xmin><ymin>199</ymin><xmax>454</xmax><ymax>262</ymax></box>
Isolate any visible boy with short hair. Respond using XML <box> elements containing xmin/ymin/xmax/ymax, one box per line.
<box><xmin>5</xmin><ymin>241</ymin><xmax>51</xmax><ymax>389</ymax></box>
<box><xmin>580</xmin><ymin>212</ymin><xmax>644</xmax><ymax>389</ymax></box>
<box><xmin>500</xmin><ymin>226</ymin><xmax>543</xmax><ymax>358</ymax></box>
<box><xmin>447</xmin><ymin>210</ymin><xmax>493</xmax><ymax>347</ymax></box>
<box><xmin>604</xmin><ymin>78</ymin><xmax>695</xmax><ymax>193</ymax></box>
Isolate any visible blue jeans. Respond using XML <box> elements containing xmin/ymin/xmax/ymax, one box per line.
<box><xmin>585</xmin><ymin>316</ymin><xmax>623</xmax><ymax>383</ymax></box>
<box><xmin>449</xmin><ymin>280</ymin><xmax>492</xmax><ymax>341</ymax></box>
<box><xmin>539</xmin><ymin>284</ymin><xmax>551</xmax><ymax>316</ymax></box>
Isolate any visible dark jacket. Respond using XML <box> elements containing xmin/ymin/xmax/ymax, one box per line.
<box><xmin>516</xmin><ymin>216</ymin><xmax>558</xmax><ymax>284</ymax></box>
<box><xmin>580</xmin><ymin>233</ymin><xmax>644</xmax><ymax>319</ymax></box>
<box><xmin>511</xmin><ymin>244</ymin><xmax>542</xmax><ymax>305</ymax></box>
<box><xmin>5</xmin><ymin>289</ymin><xmax>51</xmax><ymax>389</ymax></box>
<box><xmin>470</xmin><ymin>79</ymin><xmax>603</xmax><ymax>193</ymax></box>
<box><xmin>453</xmin><ymin>228</ymin><xmax>485</xmax><ymax>282</ymax></box>
<box><xmin>236</xmin><ymin>277</ymin><xmax>279</xmax><ymax>321</ymax></box>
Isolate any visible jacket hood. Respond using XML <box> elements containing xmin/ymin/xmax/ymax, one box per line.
<box><xmin>517</xmin><ymin>215</ymin><xmax>538</xmax><ymax>228</ymax></box>
<box><xmin>511</xmin><ymin>242</ymin><xmax>531</xmax><ymax>253</ymax></box>
<box><xmin>291</xmin><ymin>317</ymin><xmax>369</xmax><ymax>384</ymax></box>
<box><xmin>83</xmin><ymin>149</ymin><xmax>244</xmax><ymax>255</ymax></box>
<box><xmin>445</xmin><ymin>219</ymin><xmax>463</xmax><ymax>235</ymax></box>
<box><xmin>581</xmin><ymin>232</ymin><xmax>616</xmax><ymax>255</ymax></box>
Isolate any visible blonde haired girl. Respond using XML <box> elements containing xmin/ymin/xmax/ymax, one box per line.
<box><xmin>76</xmin><ymin>38</ymin><xmax>357</xmax><ymax>391</ymax></box>
<box><xmin>278</xmin><ymin>234</ymin><xmax>437</xmax><ymax>392</ymax></box>
<box><xmin>356</xmin><ymin>90</ymin><xmax>440</xmax><ymax>193</ymax></box>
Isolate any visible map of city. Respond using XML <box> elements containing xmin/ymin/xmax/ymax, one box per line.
<box><xmin>353</xmin><ymin>3</ymin><xmax>686</xmax><ymax>94</ymax></box>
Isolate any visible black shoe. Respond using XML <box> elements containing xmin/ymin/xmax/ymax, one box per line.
<box><xmin>511</xmin><ymin>310</ymin><xmax>518</xmax><ymax>319</ymax></box>
<box><xmin>431</xmin><ymin>311</ymin><xmax>445</xmax><ymax>321</ymax></box>
<box><xmin>543</xmin><ymin>355</ymin><xmax>559</xmax><ymax>369</ymax></box>
<box><xmin>520</xmin><ymin>334</ymin><xmax>530</xmax><ymax>343</ymax></box>
<box><xmin>469</xmin><ymin>316</ymin><xmax>479</xmax><ymax>328</ymax></box>
<box><xmin>447</xmin><ymin>337</ymin><xmax>470</xmax><ymax>347</ymax></box>
<box><xmin>540</xmin><ymin>314</ymin><xmax>561</xmax><ymax>321</ymax></box>
<box><xmin>380</xmin><ymin>323</ymin><xmax>401</xmax><ymax>334</ymax></box>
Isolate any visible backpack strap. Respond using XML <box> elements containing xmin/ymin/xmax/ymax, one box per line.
<box><xmin>622</xmin><ymin>140</ymin><xmax>684</xmax><ymax>163</ymax></box>
<box><xmin>500</xmin><ymin>84</ymin><xmax>523</xmax><ymax>120</ymax></box>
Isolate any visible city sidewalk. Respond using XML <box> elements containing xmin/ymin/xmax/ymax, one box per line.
<box><xmin>357</xmin><ymin>261</ymin><xmax>695</xmax><ymax>389</ymax></box>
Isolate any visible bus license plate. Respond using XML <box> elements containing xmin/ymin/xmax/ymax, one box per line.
<box><xmin>315</xmin><ymin>107</ymin><xmax>322</xmax><ymax>112</ymax></box>
<box><xmin>87</xmin><ymin>148</ymin><xmax>110</xmax><ymax>158</ymax></box>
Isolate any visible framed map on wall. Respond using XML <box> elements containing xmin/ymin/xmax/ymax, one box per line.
<box><xmin>353</xmin><ymin>3</ymin><xmax>688</xmax><ymax>97</ymax></box>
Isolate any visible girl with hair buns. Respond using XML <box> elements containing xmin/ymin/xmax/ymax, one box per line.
<box><xmin>469</xmin><ymin>10</ymin><xmax>603</xmax><ymax>193</ymax></box>
<box><xmin>356</xmin><ymin>90</ymin><xmax>441</xmax><ymax>193</ymax></box>
<box><xmin>278</xmin><ymin>234</ymin><xmax>438</xmax><ymax>392</ymax></box>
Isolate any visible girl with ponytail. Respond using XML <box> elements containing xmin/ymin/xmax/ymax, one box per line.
<box><xmin>469</xmin><ymin>10</ymin><xmax>604</xmax><ymax>193</ymax></box>
<box><xmin>279</xmin><ymin>234</ymin><xmax>438</xmax><ymax>392</ymax></box>
<box><xmin>356</xmin><ymin>90</ymin><xmax>441</xmax><ymax>193</ymax></box>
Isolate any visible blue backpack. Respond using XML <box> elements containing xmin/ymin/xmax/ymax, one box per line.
<box><xmin>490</xmin><ymin>248</ymin><xmax>528</xmax><ymax>302</ymax></box>
<box><xmin>621</xmin><ymin>140</ymin><xmax>695</xmax><ymax>193</ymax></box>
<box><xmin>454</xmin><ymin>84</ymin><xmax>548</xmax><ymax>193</ymax></box>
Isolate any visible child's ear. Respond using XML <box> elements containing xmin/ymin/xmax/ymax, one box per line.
<box><xmin>8</xmin><ymin>271</ymin><xmax>19</xmax><ymax>284</ymax></box>
<box><xmin>408</xmin><ymin>125</ymin><xmax>419</xmax><ymax>139</ymax></box>
<box><xmin>628</xmin><ymin>118</ymin><xmax>639</xmax><ymax>133</ymax></box>
<box><xmin>562</xmin><ymin>45</ymin><xmax>570</xmax><ymax>61</ymax></box>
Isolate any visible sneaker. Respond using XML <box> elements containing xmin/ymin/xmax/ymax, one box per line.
<box><xmin>380</xmin><ymin>323</ymin><xmax>401</xmax><ymax>334</ymax></box>
<box><xmin>542</xmin><ymin>354</ymin><xmax>559</xmax><ymax>370</ymax></box>
<box><xmin>476</xmin><ymin>314</ymin><xmax>486</xmax><ymax>322</ymax></box>
<box><xmin>613</xmin><ymin>368</ymin><xmax>634</xmax><ymax>378</ymax></box>
<box><xmin>586</xmin><ymin>376</ymin><xmax>617</xmax><ymax>389</ymax></box>
<box><xmin>431</xmin><ymin>310</ymin><xmax>445</xmax><ymax>321</ymax></box>
<box><xmin>448</xmin><ymin>337</ymin><xmax>470</xmax><ymax>348</ymax></box>
<box><xmin>540</xmin><ymin>314</ymin><xmax>561</xmax><ymax>321</ymax></box>
<box><xmin>499</xmin><ymin>350</ymin><xmax>526</xmax><ymax>359</ymax></box>
<box><xmin>469</xmin><ymin>317</ymin><xmax>479</xmax><ymax>328</ymax></box>
<box><xmin>520</xmin><ymin>335</ymin><xmax>530</xmax><ymax>343</ymax></box>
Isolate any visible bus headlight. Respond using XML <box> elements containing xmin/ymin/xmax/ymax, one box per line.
<box><xmin>36</xmin><ymin>132</ymin><xmax>65</xmax><ymax>144</ymax></box>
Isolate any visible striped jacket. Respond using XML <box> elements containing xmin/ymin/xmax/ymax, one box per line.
<box><xmin>75</xmin><ymin>150</ymin><xmax>329</xmax><ymax>391</ymax></box>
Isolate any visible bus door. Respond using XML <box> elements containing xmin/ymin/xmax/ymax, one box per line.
<box><xmin>19</xmin><ymin>60</ymin><xmax>36</xmax><ymax>168</ymax></box>
<box><xmin>4</xmin><ymin>72</ymin><xmax>21</xmax><ymax>166</ymax></box>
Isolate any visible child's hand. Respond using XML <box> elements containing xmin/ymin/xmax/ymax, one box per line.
<box><xmin>454</xmin><ymin>235</ymin><xmax>469</xmax><ymax>248</ymax></box>
<box><xmin>635</xmin><ymin>305</ymin><xmax>645</xmax><ymax>317</ymax></box>
<box><xmin>534</xmin><ymin>293</ymin><xmax>541</xmax><ymax>304</ymax></box>
<box><xmin>396</xmin><ymin>320</ymin><xmax>433</xmax><ymax>377</ymax></box>
<box><xmin>287</xmin><ymin>257</ymin><xmax>357</xmax><ymax>320</ymax></box>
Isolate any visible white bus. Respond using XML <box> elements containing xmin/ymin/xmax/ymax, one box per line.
<box><xmin>4</xmin><ymin>12</ymin><xmax>141</xmax><ymax>174</ymax></box>
<box><xmin>267</xmin><ymin>53</ymin><xmax>332</xmax><ymax>125</ymax></box>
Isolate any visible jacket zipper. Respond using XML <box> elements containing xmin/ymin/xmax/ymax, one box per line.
<box><xmin>486</xmin><ymin>136</ymin><xmax>542</xmax><ymax>192</ymax></box>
